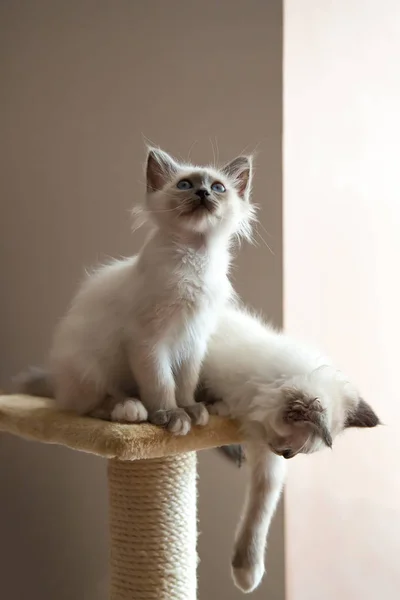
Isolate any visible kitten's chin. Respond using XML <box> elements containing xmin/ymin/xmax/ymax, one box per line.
<box><xmin>179</xmin><ymin>212</ymin><xmax>221</xmax><ymax>235</ymax></box>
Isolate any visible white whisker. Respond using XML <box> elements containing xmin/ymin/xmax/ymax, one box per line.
<box><xmin>214</xmin><ymin>136</ymin><xmax>220</xmax><ymax>166</ymax></box>
<box><xmin>210</xmin><ymin>137</ymin><xmax>217</xmax><ymax>168</ymax></box>
<box><xmin>187</xmin><ymin>140</ymin><xmax>198</xmax><ymax>163</ymax></box>
<box><xmin>257</xmin><ymin>220</ymin><xmax>275</xmax><ymax>240</ymax></box>
<box><xmin>143</xmin><ymin>206</ymin><xmax>182</xmax><ymax>214</ymax></box>
<box><xmin>255</xmin><ymin>228</ymin><xmax>275</xmax><ymax>256</ymax></box>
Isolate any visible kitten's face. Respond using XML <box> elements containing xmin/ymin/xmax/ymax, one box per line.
<box><xmin>144</xmin><ymin>148</ymin><xmax>254</xmax><ymax>238</ymax></box>
<box><xmin>251</xmin><ymin>378</ymin><xmax>380</xmax><ymax>459</ymax></box>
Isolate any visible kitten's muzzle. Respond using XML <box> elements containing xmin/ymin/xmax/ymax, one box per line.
<box><xmin>270</xmin><ymin>446</ymin><xmax>295</xmax><ymax>459</ymax></box>
<box><xmin>186</xmin><ymin>195</ymin><xmax>217</xmax><ymax>215</ymax></box>
<box><xmin>281</xmin><ymin>449</ymin><xmax>295</xmax><ymax>459</ymax></box>
<box><xmin>199</xmin><ymin>197</ymin><xmax>217</xmax><ymax>213</ymax></box>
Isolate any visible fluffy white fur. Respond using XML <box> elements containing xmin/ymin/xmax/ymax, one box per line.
<box><xmin>202</xmin><ymin>306</ymin><xmax>360</xmax><ymax>451</ymax></box>
<box><xmin>22</xmin><ymin>148</ymin><xmax>255</xmax><ymax>435</ymax></box>
<box><xmin>15</xmin><ymin>299</ymin><xmax>379</xmax><ymax>593</ymax></box>
<box><xmin>14</xmin><ymin>148</ymin><xmax>378</xmax><ymax>592</ymax></box>
<box><xmin>199</xmin><ymin>305</ymin><xmax>379</xmax><ymax>593</ymax></box>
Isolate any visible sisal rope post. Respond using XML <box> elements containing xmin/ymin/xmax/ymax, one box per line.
<box><xmin>0</xmin><ymin>396</ymin><xmax>243</xmax><ymax>599</ymax></box>
<box><xmin>108</xmin><ymin>452</ymin><xmax>197</xmax><ymax>600</ymax></box>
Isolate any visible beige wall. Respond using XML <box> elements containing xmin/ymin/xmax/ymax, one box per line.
<box><xmin>0</xmin><ymin>2</ymin><xmax>284</xmax><ymax>599</ymax></box>
<box><xmin>284</xmin><ymin>1</ymin><xmax>400</xmax><ymax>599</ymax></box>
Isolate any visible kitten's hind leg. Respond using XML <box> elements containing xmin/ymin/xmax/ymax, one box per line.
<box><xmin>55</xmin><ymin>367</ymin><xmax>105</xmax><ymax>415</ymax></box>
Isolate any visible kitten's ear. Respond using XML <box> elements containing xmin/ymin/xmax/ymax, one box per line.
<box><xmin>345</xmin><ymin>398</ymin><xmax>380</xmax><ymax>428</ymax></box>
<box><xmin>146</xmin><ymin>147</ymin><xmax>179</xmax><ymax>192</ymax></box>
<box><xmin>283</xmin><ymin>391</ymin><xmax>333</xmax><ymax>449</ymax></box>
<box><xmin>222</xmin><ymin>155</ymin><xmax>253</xmax><ymax>200</ymax></box>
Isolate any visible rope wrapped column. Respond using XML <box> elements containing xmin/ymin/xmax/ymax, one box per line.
<box><xmin>0</xmin><ymin>396</ymin><xmax>242</xmax><ymax>599</ymax></box>
<box><xmin>108</xmin><ymin>452</ymin><xmax>198</xmax><ymax>600</ymax></box>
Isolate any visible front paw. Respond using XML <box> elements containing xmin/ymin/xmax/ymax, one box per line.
<box><xmin>231</xmin><ymin>548</ymin><xmax>265</xmax><ymax>593</ymax></box>
<box><xmin>231</xmin><ymin>563</ymin><xmax>265</xmax><ymax>594</ymax></box>
<box><xmin>149</xmin><ymin>408</ymin><xmax>191</xmax><ymax>436</ymax></box>
<box><xmin>111</xmin><ymin>398</ymin><xmax>148</xmax><ymax>423</ymax></box>
<box><xmin>185</xmin><ymin>402</ymin><xmax>210</xmax><ymax>426</ymax></box>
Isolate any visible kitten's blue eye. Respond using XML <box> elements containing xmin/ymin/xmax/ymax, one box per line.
<box><xmin>211</xmin><ymin>182</ymin><xmax>226</xmax><ymax>193</ymax></box>
<box><xmin>177</xmin><ymin>179</ymin><xmax>193</xmax><ymax>190</ymax></box>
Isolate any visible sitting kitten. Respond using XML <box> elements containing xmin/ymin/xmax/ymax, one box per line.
<box><xmin>198</xmin><ymin>305</ymin><xmax>380</xmax><ymax>593</ymax></box>
<box><xmin>16</xmin><ymin>148</ymin><xmax>255</xmax><ymax>435</ymax></box>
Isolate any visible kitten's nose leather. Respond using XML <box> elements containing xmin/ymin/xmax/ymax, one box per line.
<box><xmin>195</xmin><ymin>188</ymin><xmax>210</xmax><ymax>200</ymax></box>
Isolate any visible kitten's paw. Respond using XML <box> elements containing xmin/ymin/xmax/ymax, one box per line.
<box><xmin>231</xmin><ymin>546</ymin><xmax>265</xmax><ymax>593</ymax></box>
<box><xmin>185</xmin><ymin>403</ymin><xmax>209</xmax><ymax>426</ymax></box>
<box><xmin>111</xmin><ymin>398</ymin><xmax>148</xmax><ymax>423</ymax></box>
<box><xmin>231</xmin><ymin>563</ymin><xmax>265</xmax><ymax>594</ymax></box>
<box><xmin>149</xmin><ymin>408</ymin><xmax>191</xmax><ymax>436</ymax></box>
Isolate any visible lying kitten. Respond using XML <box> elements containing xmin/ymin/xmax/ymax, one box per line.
<box><xmin>16</xmin><ymin>148</ymin><xmax>255</xmax><ymax>435</ymax></box>
<box><xmin>198</xmin><ymin>305</ymin><xmax>380</xmax><ymax>593</ymax></box>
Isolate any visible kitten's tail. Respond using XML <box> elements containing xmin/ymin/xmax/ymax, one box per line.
<box><xmin>12</xmin><ymin>366</ymin><xmax>55</xmax><ymax>398</ymax></box>
<box><xmin>231</xmin><ymin>441</ymin><xmax>286</xmax><ymax>593</ymax></box>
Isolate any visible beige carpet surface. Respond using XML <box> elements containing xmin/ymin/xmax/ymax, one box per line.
<box><xmin>0</xmin><ymin>395</ymin><xmax>242</xmax><ymax>460</ymax></box>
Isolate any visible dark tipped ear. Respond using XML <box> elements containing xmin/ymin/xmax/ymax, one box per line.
<box><xmin>146</xmin><ymin>147</ymin><xmax>179</xmax><ymax>192</ymax></box>
<box><xmin>284</xmin><ymin>392</ymin><xmax>333</xmax><ymax>448</ymax></box>
<box><xmin>222</xmin><ymin>155</ymin><xmax>253</xmax><ymax>200</ymax></box>
<box><xmin>345</xmin><ymin>398</ymin><xmax>380</xmax><ymax>428</ymax></box>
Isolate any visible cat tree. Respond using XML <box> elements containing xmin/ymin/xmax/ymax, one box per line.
<box><xmin>0</xmin><ymin>394</ymin><xmax>242</xmax><ymax>600</ymax></box>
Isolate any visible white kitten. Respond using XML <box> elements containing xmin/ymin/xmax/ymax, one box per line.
<box><xmin>199</xmin><ymin>305</ymin><xmax>380</xmax><ymax>593</ymax></box>
<box><xmin>16</xmin><ymin>149</ymin><xmax>255</xmax><ymax>435</ymax></box>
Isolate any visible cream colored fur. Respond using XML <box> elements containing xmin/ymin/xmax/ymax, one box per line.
<box><xmin>14</xmin><ymin>302</ymin><xmax>379</xmax><ymax>593</ymax></box>
<box><xmin>201</xmin><ymin>305</ymin><xmax>379</xmax><ymax>592</ymax></box>
<box><xmin>13</xmin><ymin>150</ymin><xmax>379</xmax><ymax>592</ymax></box>
<box><xmin>19</xmin><ymin>148</ymin><xmax>254</xmax><ymax>435</ymax></box>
